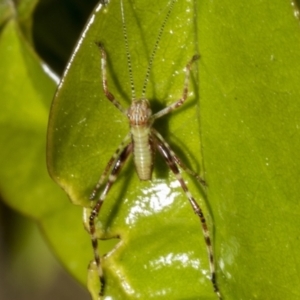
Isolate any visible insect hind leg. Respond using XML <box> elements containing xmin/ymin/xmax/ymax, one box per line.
<box><xmin>153</xmin><ymin>129</ymin><xmax>206</xmax><ymax>187</ymax></box>
<box><xmin>89</xmin><ymin>142</ymin><xmax>132</xmax><ymax>296</ymax></box>
<box><xmin>155</xmin><ymin>136</ymin><xmax>222</xmax><ymax>300</ymax></box>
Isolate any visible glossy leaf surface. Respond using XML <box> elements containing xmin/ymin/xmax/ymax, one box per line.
<box><xmin>48</xmin><ymin>0</ymin><xmax>300</xmax><ymax>299</ymax></box>
<box><xmin>48</xmin><ymin>0</ymin><xmax>215</xmax><ymax>299</ymax></box>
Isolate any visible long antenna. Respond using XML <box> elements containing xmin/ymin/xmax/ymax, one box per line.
<box><xmin>120</xmin><ymin>0</ymin><xmax>136</xmax><ymax>99</ymax></box>
<box><xmin>141</xmin><ymin>0</ymin><xmax>176</xmax><ymax>98</ymax></box>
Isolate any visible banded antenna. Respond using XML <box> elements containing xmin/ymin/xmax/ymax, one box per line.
<box><xmin>120</xmin><ymin>0</ymin><xmax>136</xmax><ymax>100</ymax></box>
<box><xmin>141</xmin><ymin>0</ymin><xmax>176</xmax><ymax>98</ymax></box>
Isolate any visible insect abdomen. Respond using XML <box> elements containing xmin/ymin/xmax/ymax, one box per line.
<box><xmin>131</xmin><ymin>126</ymin><xmax>153</xmax><ymax>181</ymax></box>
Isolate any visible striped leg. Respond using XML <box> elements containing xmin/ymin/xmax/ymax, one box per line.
<box><xmin>155</xmin><ymin>136</ymin><xmax>222</xmax><ymax>300</ymax></box>
<box><xmin>152</xmin><ymin>54</ymin><xmax>199</xmax><ymax>120</ymax></box>
<box><xmin>89</xmin><ymin>142</ymin><xmax>133</xmax><ymax>296</ymax></box>
<box><xmin>152</xmin><ymin>129</ymin><xmax>207</xmax><ymax>187</ymax></box>
<box><xmin>95</xmin><ymin>42</ymin><xmax>127</xmax><ymax>115</ymax></box>
<box><xmin>90</xmin><ymin>133</ymin><xmax>131</xmax><ymax>200</ymax></box>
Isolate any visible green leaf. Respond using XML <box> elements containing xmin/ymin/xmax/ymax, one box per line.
<box><xmin>0</xmin><ymin>0</ymin><xmax>14</xmax><ymax>27</ymax></box>
<box><xmin>48</xmin><ymin>0</ymin><xmax>300</xmax><ymax>299</ymax></box>
<box><xmin>0</xmin><ymin>15</ymin><xmax>91</xmax><ymax>287</ymax></box>
<box><xmin>16</xmin><ymin>0</ymin><xmax>40</xmax><ymax>42</ymax></box>
<box><xmin>48</xmin><ymin>1</ymin><xmax>216</xmax><ymax>299</ymax></box>
<box><xmin>199</xmin><ymin>1</ymin><xmax>300</xmax><ymax>299</ymax></box>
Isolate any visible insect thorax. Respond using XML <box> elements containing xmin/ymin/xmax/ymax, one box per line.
<box><xmin>127</xmin><ymin>99</ymin><xmax>152</xmax><ymax>126</ymax></box>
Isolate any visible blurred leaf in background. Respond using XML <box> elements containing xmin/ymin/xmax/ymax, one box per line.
<box><xmin>0</xmin><ymin>0</ymin><xmax>97</xmax><ymax>299</ymax></box>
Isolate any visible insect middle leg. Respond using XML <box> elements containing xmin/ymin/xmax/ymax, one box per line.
<box><xmin>153</xmin><ymin>129</ymin><xmax>207</xmax><ymax>187</ymax></box>
<box><xmin>89</xmin><ymin>142</ymin><xmax>133</xmax><ymax>296</ymax></box>
<box><xmin>90</xmin><ymin>133</ymin><xmax>131</xmax><ymax>200</ymax></box>
<box><xmin>155</xmin><ymin>136</ymin><xmax>222</xmax><ymax>300</ymax></box>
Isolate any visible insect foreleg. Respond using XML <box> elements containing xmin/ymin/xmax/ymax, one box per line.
<box><xmin>89</xmin><ymin>142</ymin><xmax>132</xmax><ymax>296</ymax></box>
<box><xmin>95</xmin><ymin>42</ymin><xmax>127</xmax><ymax>115</ymax></box>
